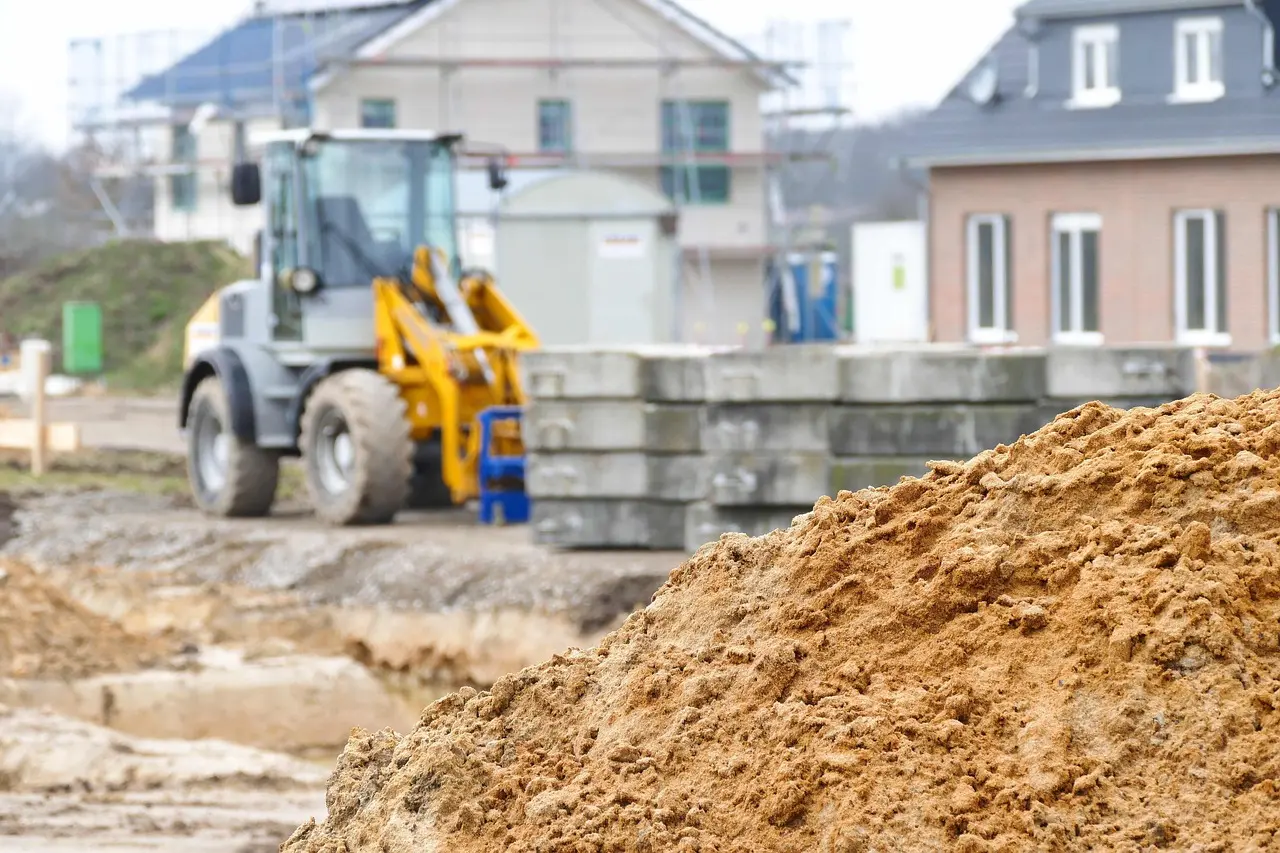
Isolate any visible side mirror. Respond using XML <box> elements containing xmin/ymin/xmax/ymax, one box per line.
<box><xmin>486</xmin><ymin>156</ymin><xmax>509</xmax><ymax>192</ymax></box>
<box><xmin>231</xmin><ymin>162</ymin><xmax>261</xmax><ymax>206</ymax></box>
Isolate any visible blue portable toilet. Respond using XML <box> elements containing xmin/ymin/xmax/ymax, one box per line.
<box><xmin>783</xmin><ymin>251</ymin><xmax>839</xmax><ymax>342</ymax></box>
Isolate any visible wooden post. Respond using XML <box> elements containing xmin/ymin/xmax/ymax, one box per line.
<box><xmin>1193</xmin><ymin>346</ymin><xmax>1210</xmax><ymax>395</ymax></box>
<box><xmin>30</xmin><ymin>344</ymin><xmax>49</xmax><ymax>476</ymax></box>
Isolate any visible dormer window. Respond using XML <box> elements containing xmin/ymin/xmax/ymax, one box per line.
<box><xmin>1071</xmin><ymin>24</ymin><xmax>1120</xmax><ymax>108</ymax></box>
<box><xmin>1173</xmin><ymin>17</ymin><xmax>1224</xmax><ymax>102</ymax></box>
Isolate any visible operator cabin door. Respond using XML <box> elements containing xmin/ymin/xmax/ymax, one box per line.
<box><xmin>265</xmin><ymin>143</ymin><xmax>303</xmax><ymax>342</ymax></box>
<box><xmin>586</xmin><ymin>219</ymin><xmax>660</xmax><ymax>344</ymax></box>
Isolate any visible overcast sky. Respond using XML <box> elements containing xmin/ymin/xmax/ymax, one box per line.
<box><xmin>0</xmin><ymin>0</ymin><xmax>1020</xmax><ymax>148</ymax></box>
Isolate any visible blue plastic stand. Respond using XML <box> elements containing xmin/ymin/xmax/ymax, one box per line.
<box><xmin>476</xmin><ymin>405</ymin><xmax>530</xmax><ymax>525</ymax></box>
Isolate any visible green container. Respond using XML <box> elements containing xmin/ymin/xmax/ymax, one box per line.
<box><xmin>62</xmin><ymin>301</ymin><xmax>104</xmax><ymax>374</ymax></box>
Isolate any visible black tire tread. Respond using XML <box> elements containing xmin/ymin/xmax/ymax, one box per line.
<box><xmin>187</xmin><ymin>376</ymin><xmax>279</xmax><ymax>518</ymax></box>
<box><xmin>299</xmin><ymin>369</ymin><xmax>412</xmax><ymax>525</ymax></box>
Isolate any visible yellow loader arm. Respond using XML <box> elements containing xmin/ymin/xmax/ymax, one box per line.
<box><xmin>372</xmin><ymin>247</ymin><xmax>539</xmax><ymax>503</ymax></box>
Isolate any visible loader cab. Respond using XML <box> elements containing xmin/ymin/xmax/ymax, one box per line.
<box><xmin>230</xmin><ymin>129</ymin><xmax>506</xmax><ymax>357</ymax></box>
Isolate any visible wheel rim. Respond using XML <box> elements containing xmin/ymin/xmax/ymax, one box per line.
<box><xmin>195</xmin><ymin>408</ymin><xmax>229</xmax><ymax>494</ymax></box>
<box><xmin>315</xmin><ymin>408</ymin><xmax>356</xmax><ymax>496</ymax></box>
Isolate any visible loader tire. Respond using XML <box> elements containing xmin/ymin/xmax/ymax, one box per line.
<box><xmin>187</xmin><ymin>376</ymin><xmax>280</xmax><ymax>518</ymax></box>
<box><xmin>299</xmin><ymin>369</ymin><xmax>413</xmax><ymax>526</ymax></box>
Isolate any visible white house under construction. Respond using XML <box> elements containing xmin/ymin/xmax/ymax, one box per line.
<box><xmin>97</xmin><ymin>0</ymin><xmax>809</xmax><ymax>346</ymax></box>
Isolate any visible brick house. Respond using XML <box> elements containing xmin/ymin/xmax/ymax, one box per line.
<box><xmin>904</xmin><ymin>0</ymin><xmax>1280</xmax><ymax>350</ymax></box>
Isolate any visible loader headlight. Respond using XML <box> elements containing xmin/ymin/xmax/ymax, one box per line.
<box><xmin>291</xmin><ymin>267</ymin><xmax>319</xmax><ymax>294</ymax></box>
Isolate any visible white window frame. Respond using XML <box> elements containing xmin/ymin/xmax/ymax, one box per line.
<box><xmin>1172</xmin><ymin>17</ymin><xmax>1225</xmax><ymax>103</ymax></box>
<box><xmin>1173</xmin><ymin>209</ymin><xmax>1230</xmax><ymax>346</ymax></box>
<box><xmin>1268</xmin><ymin>208</ymin><xmax>1280</xmax><ymax>345</ymax></box>
<box><xmin>1070</xmin><ymin>24</ymin><xmax>1121</xmax><ymax>108</ymax></box>
<box><xmin>966</xmin><ymin>214</ymin><xmax>1017</xmax><ymax>345</ymax></box>
<box><xmin>1050</xmin><ymin>213</ymin><xmax>1104</xmax><ymax>346</ymax></box>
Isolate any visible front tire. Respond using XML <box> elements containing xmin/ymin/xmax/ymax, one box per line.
<box><xmin>187</xmin><ymin>376</ymin><xmax>280</xmax><ymax>517</ymax></box>
<box><xmin>299</xmin><ymin>369</ymin><xmax>413</xmax><ymax>525</ymax></box>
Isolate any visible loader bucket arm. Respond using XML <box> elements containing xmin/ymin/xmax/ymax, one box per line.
<box><xmin>406</xmin><ymin>248</ymin><xmax>537</xmax><ymax>343</ymax></box>
<box><xmin>372</xmin><ymin>247</ymin><xmax>538</xmax><ymax>504</ymax></box>
<box><xmin>461</xmin><ymin>271</ymin><xmax>540</xmax><ymax>349</ymax></box>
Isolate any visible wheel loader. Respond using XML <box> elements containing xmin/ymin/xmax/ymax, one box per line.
<box><xmin>178</xmin><ymin>128</ymin><xmax>539</xmax><ymax>526</ymax></box>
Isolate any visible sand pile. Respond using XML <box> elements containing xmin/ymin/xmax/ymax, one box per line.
<box><xmin>283</xmin><ymin>393</ymin><xmax>1280</xmax><ymax>852</ymax></box>
<box><xmin>0</xmin><ymin>559</ymin><xmax>172</xmax><ymax>678</ymax></box>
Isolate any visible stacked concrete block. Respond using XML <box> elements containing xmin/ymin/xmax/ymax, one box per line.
<box><xmin>1042</xmin><ymin>346</ymin><xmax>1199</xmax><ymax>419</ymax></box>
<box><xmin>522</xmin><ymin>346</ymin><xmax>715</xmax><ymax>550</ymax></box>
<box><xmin>828</xmin><ymin>346</ymin><xmax>1049</xmax><ymax>496</ymax></box>
<box><xmin>1044</xmin><ymin>346</ymin><xmax>1195</xmax><ymax>401</ymax></box>
<box><xmin>684</xmin><ymin>346</ymin><xmax>839</xmax><ymax>552</ymax></box>
<box><xmin>522</xmin><ymin>343</ymin><xmax>1259</xmax><ymax>555</ymax></box>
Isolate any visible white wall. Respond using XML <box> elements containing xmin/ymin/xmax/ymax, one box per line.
<box><xmin>152</xmin><ymin>117</ymin><xmax>276</xmax><ymax>256</ymax></box>
<box><xmin>310</xmin><ymin>0</ymin><xmax>771</xmax><ymax>319</ymax></box>
<box><xmin>147</xmin><ymin>0</ymin><xmax>773</xmax><ymax>336</ymax></box>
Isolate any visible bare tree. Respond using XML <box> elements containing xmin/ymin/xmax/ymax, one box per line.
<box><xmin>775</xmin><ymin>107</ymin><xmax>929</xmax><ymax>223</ymax></box>
<box><xmin>770</xmin><ymin>109</ymin><xmax>929</xmax><ymax>314</ymax></box>
<box><xmin>0</xmin><ymin>97</ymin><xmax>113</xmax><ymax>279</ymax></box>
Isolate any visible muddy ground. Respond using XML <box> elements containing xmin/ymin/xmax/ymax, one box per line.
<box><xmin>0</xmin><ymin>396</ymin><xmax>686</xmax><ymax>850</ymax></box>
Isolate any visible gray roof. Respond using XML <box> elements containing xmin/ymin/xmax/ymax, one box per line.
<box><xmin>903</xmin><ymin>7</ymin><xmax>1280</xmax><ymax>168</ymax></box>
<box><xmin>1018</xmin><ymin>0</ymin><xmax>1244</xmax><ymax>18</ymax></box>
<box><xmin>126</xmin><ymin>3</ymin><xmax>427</xmax><ymax>107</ymax></box>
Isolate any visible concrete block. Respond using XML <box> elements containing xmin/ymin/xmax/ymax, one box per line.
<box><xmin>1259</xmin><ymin>351</ymin><xmax>1280</xmax><ymax>391</ymax></box>
<box><xmin>1045</xmin><ymin>346</ymin><xmax>1195</xmax><ymax>399</ymax></box>
<box><xmin>1040</xmin><ymin>397</ymin><xmax>1176</xmax><ymax>420</ymax></box>
<box><xmin>704</xmin><ymin>346</ymin><xmax>839</xmax><ymax>402</ymax></box>
<box><xmin>829</xmin><ymin>457</ymin><xmax>936</xmax><ymax>493</ymax></box>
<box><xmin>641</xmin><ymin>351</ymin><xmax>713</xmax><ymax>402</ymax></box>
<box><xmin>706</xmin><ymin>452</ymin><xmax>829</xmax><ymax>507</ymax></box>
<box><xmin>648</xmin><ymin>455</ymin><xmax>712</xmax><ymax>502</ymax></box>
<box><xmin>526</xmin><ymin>452</ymin><xmax>707</xmax><ymax>501</ymax></box>
<box><xmin>836</xmin><ymin>346</ymin><xmax>1046</xmax><ymax>403</ymax></box>
<box><xmin>531</xmin><ymin>499</ymin><xmax>686</xmax><ymax>550</ymax></box>
<box><xmin>520</xmin><ymin>348</ymin><xmax>643</xmax><ymax>399</ymax></box>
<box><xmin>1203</xmin><ymin>352</ymin><xmax>1263</xmax><ymax>398</ymax></box>
<box><xmin>828</xmin><ymin>404</ymin><xmax>1046</xmax><ymax>457</ymax></box>
<box><xmin>683</xmin><ymin>502</ymin><xmax>811</xmax><ymax>553</ymax></box>
<box><xmin>523</xmin><ymin>401</ymin><xmax>701</xmax><ymax>452</ymax></box>
<box><xmin>701</xmin><ymin>404</ymin><xmax>830</xmax><ymax>453</ymax></box>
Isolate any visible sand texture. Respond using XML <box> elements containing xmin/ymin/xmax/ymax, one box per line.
<box><xmin>283</xmin><ymin>394</ymin><xmax>1280</xmax><ymax>852</ymax></box>
<box><xmin>0</xmin><ymin>558</ymin><xmax>172</xmax><ymax>679</ymax></box>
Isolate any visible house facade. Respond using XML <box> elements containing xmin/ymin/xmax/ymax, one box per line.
<box><xmin>905</xmin><ymin>0</ymin><xmax>1280</xmax><ymax>351</ymax></box>
<box><xmin>123</xmin><ymin>0</ymin><xmax>790</xmax><ymax>346</ymax></box>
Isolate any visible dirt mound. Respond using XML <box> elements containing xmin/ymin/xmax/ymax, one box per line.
<box><xmin>0</xmin><ymin>705</ymin><xmax>328</xmax><ymax>793</ymax></box>
<box><xmin>0</xmin><ymin>706</ymin><xmax>326</xmax><ymax>851</ymax></box>
<box><xmin>284</xmin><ymin>393</ymin><xmax>1280</xmax><ymax>852</ymax></box>
<box><xmin>0</xmin><ymin>559</ymin><xmax>173</xmax><ymax>679</ymax></box>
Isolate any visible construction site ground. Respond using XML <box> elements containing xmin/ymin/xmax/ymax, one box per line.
<box><xmin>0</xmin><ymin>394</ymin><xmax>682</xmax><ymax>851</ymax></box>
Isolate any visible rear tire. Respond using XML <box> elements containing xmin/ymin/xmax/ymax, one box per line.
<box><xmin>187</xmin><ymin>376</ymin><xmax>280</xmax><ymax>517</ymax></box>
<box><xmin>299</xmin><ymin>369</ymin><xmax>413</xmax><ymax>525</ymax></box>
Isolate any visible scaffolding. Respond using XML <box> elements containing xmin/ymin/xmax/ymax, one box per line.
<box><xmin>67</xmin><ymin>1</ymin><xmax>854</xmax><ymax>345</ymax></box>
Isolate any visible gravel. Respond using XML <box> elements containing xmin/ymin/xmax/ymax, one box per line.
<box><xmin>2</xmin><ymin>490</ymin><xmax>681</xmax><ymax>631</ymax></box>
